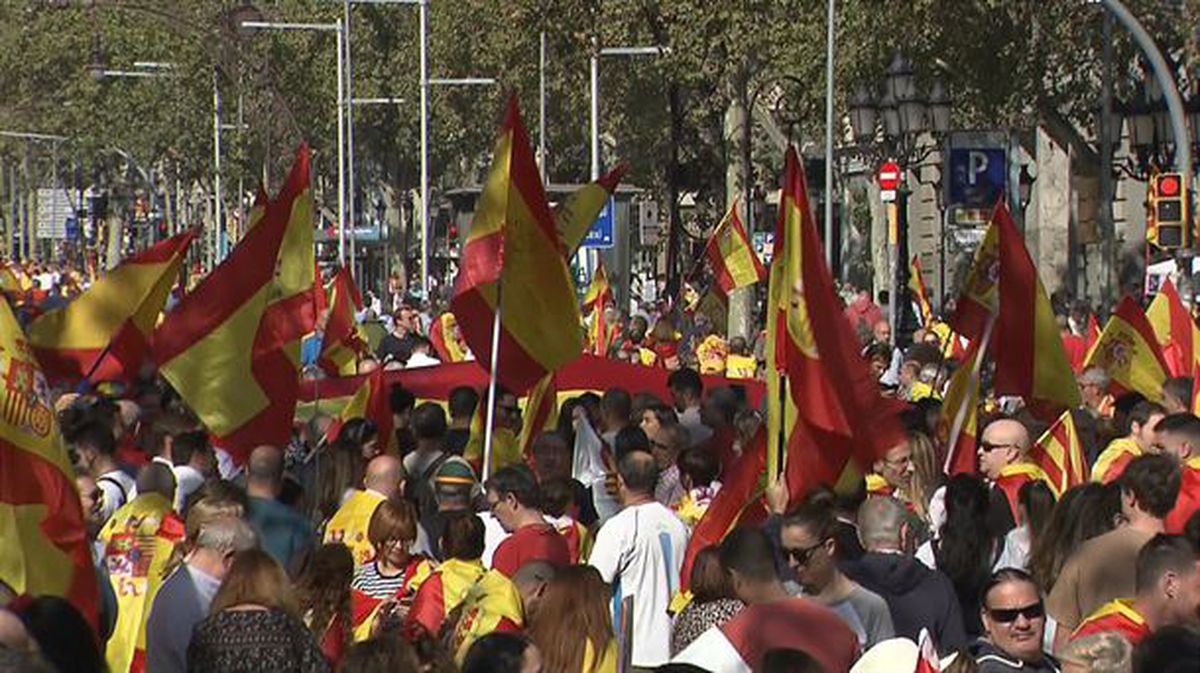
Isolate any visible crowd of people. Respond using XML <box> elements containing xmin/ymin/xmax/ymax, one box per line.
<box><xmin>2</xmin><ymin>257</ymin><xmax>1200</xmax><ymax>673</ymax></box>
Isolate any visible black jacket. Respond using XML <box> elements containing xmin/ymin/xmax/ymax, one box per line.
<box><xmin>970</xmin><ymin>638</ymin><xmax>1061</xmax><ymax>673</ymax></box>
<box><xmin>842</xmin><ymin>551</ymin><xmax>968</xmax><ymax>654</ymax></box>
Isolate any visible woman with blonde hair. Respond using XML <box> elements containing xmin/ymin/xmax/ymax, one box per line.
<box><xmin>907</xmin><ymin>431</ymin><xmax>943</xmax><ymax>521</ymax></box>
<box><xmin>187</xmin><ymin>549</ymin><xmax>329</xmax><ymax>673</ymax></box>
<box><xmin>527</xmin><ymin>565</ymin><xmax>617</xmax><ymax>673</ymax></box>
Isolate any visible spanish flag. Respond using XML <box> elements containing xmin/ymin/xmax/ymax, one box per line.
<box><xmin>1084</xmin><ymin>296</ymin><xmax>1170</xmax><ymax>403</ymax></box>
<box><xmin>939</xmin><ymin>337</ymin><xmax>986</xmax><ymax>476</ymax></box>
<box><xmin>992</xmin><ymin>202</ymin><xmax>1081</xmax><ymax>413</ymax></box>
<box><xmin>323</xmin><ymin>489</ymin><xmax>386</xmax><ymax>566</ymax></box>
<box><xmin>704</xmin><ymin>200</ymin><xmax>766</xmax><ymax>295</ymax></box>
<box><xmin>429</xmin><ymin>312</ymin><xmax>470</xmax><ymax>363</ymax></box>
<box><xmin>948</xmin><ymin>222</ymin><xmax>999</xmax><ymax>342</ymax></box>
<box><xmin>450</xmin><ymin>96</ymin><xmax>583</xmax><ymax>394</ymax></box>
<box><xmin>100</xmin><ymin>493</ymin><xmax>184</xmax><ymax>672</ymax></box>
<box><xmin>1029</xmin><ymin>409</ymin><xmax>1088</xmax><ymax>497</ymax></box>
<box><xmin>153</xmin><ymin>145</ymin><xmax>315</xmax><ymax>464</ymax></box>
<box><xmin>1146</xmin><ymin>278</ymin><xmax>1200</xmax><ymax>377</ymax></box>
<box><xmin>28</xmin><ymin>229</ymin><xmax>195</xmax><ymax>384</ymax></box>
<box><xmin>582</xmin><ymin>262</ymin><xmax>613</xmax><ymax>314</ymax></box>
<box><xmin>318</xmin><ymin>266</ymin><xmax>367</xmax><ymax>377</ymax></box>
<box><xmin>1084</xmin><ymin>313</ymin><xmax>1101</xmax><ymax>360</ymax></box>
<box><xmin>0</xmin><ymin>297</ymin><xmax>98</xmax><ymax>630</ymax></box>
<box><xmin>324</xmin><ymin>366</ymin><xmax>395</xmax><ymax>454</ymax></box>
<box><xmin>448</xmin><ymin>569</ymin><xmax>525</xmax><ymax>664</ymax></box>
<box><xmin>908</xmin><ymin>255</ymin><xmax>934</xmax><ymax>326</ymax></box>
<box><xmin>405</xmin><ymin>557</ymin><xmax>488</xmax><ymax>639</ymax></box>
<box><xmin>518</xmin><ymin>371</ymin><xmax>558</xmax><ymax>455</ymax></box>
<box><xmin>350</xmin><ymin>556</ymin><xmax>435</xmax><ymax>641</ymax></box>
<box><xmin>766</xmin><ymin>147</ymin><xmax>906</xmax><ymax>485</ymax></box>
<box><xmin>557</xmin><ymin>165</ymin><xmax>628</xmax><ymax>255</ymax></box>
<box><xmin>584</xmin><ymin>264</ymin><xmax>615</xmax><ymax>356</ymax></box>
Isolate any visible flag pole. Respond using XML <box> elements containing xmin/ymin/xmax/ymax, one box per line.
<box><xmin>944</xmin><ymin>314</ymin><xmax>995</xmax><ymax>473</ymax></box>
<box><xmin>481</xmin><ymin>286</ymin><xmax>504</xmax><ymax>482</ymax></box>
<box><xmin>776</xmin><ymin>372</ymin><xmax>788</xmax><ymax>479</ymax></box>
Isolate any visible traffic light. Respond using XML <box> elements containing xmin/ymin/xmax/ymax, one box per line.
<box><xmin>1151</xmin><ymin>172</ymin><xmax>1188</xmax><ymax>249</ymax></box>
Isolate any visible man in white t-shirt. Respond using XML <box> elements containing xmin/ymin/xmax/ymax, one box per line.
<box><xmin>589</xmin><ymin>450</ymin><xmax>689</xmax><ymax>669</ymax></box>
<box><xmin>72</xmin><ymin>421</ymin><xmax>136</xmax><ymax>524</ymax></box>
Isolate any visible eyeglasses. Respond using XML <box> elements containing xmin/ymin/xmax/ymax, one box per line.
<box><xmin>979</xmin><ymin>441</ymin><xmax>1017</xmax><ymax>453</ymax></box>
<box><xmin>782</xmin><ymin>540</ymin><xmax>828</xmax><ymax>567</ymax></box>
<box><xmin>986</xmin><ymin>602</ymin><xmax>1044</xmax><ymax>623</ymax></box>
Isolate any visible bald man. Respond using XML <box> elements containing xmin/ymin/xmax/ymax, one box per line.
<box><xmin>324</xmin><ymin>454</ymin><xmax>407</xmax><ymax>565</ymax></box>
<box><xmin>978</xmin><ymin>418</ymin><xmax>1052</xmax><ymax>535</ymax></box>
<box><xmin>245</xmin><ymin>445</ymin><xmax>312</xmax><ymax>574</ymax></box>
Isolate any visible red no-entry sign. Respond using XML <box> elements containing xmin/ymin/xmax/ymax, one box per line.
<box><xmin>878</xmin><ymin>162</ymin><xmax>901</xmax><ymax>191</ymax></box>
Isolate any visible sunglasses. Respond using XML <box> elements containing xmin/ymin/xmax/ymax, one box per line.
<box><xmin>782</xmin><ymin>540</ymin><xmax>828</xmax><ymax>567</ymax></box>
<box><xmin>986</xmin><ymin>602</ymin><xmax>1044</xmax><ymax>623</ymax></box>
<box><xmin>979</xmin><ymin>441</ymin><xmax>1017</xmax><ymax>453</ymax></box>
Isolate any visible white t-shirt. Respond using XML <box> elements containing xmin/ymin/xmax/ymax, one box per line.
<box><xmin>588</xmin><ymin>500</ymin><xmax>690</xmax><ymax>668</ymax></box>
<box><xmin>97</xmin><ymin>469</ymin><xmax>137</xmax><ymax>524</ymax></box>
<box><xmin>173</xmin><ymin>465</ymin><xmax>205</xmax><ymax>513</ymax></box>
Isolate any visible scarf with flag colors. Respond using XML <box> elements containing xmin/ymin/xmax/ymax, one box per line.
<box><xmin>28</xmin><ymin>229</ymin><xmax>195</xmax><ymax>385</ymax></box>
<box><xmin>1146</xmin><ymin>278</ymin><xmax>1200</xmax><ymax>377</ymax></box>
<box><xmin>323</xmin><ymin>489</ymin><xmax>386</xmax><ymax>566</ymax></box>
<box><xmin>1070</xmin><ymin>598</ymin><xmax>1150</xmax><ymax>645</ymax></box>
<box><xmin>909</xmin><ymin>255</ymin><xmax>934</xmax><ymax>326</ymax></box>
<box><xmin>1091</xmin><ymin>437</ymin><xmax>1142</xmax><ymax>485</ymax></box>
<box><xmin>1028</xmin><ymin>409</ymin><xmax>1089</xmax><ymax>497</ymax></box>
<box><xmin>991</xmin><ymin>202</ymin><xmax>1081</xmax><ymax>414</ymax></box>
<box><xmin>994</xmin><ymin>462</ymin><xmax>1054</xmax><ymax>525</ymax></box>
<box><xmin>0</xmin><ymin>296</ymin><xmax>99</xmax><ymax>631</ymax></box>
<box><xmin>99</xmin><ymin>493</ymin><xmax>185</xmax><ymax>673</ymax></box>
<box><xmin>429</xmin><ymin>312</ymin><xmax>470</xmax><ymax>363</ymax></box>
<box><xmin>940</xmin><ymin>336</ymin><xmax>986</xmax><ymax>476</ymax></box>
<box><xmin>704</xmin><ymin>200</ymin><xmax>766</xmax><ymax>295</ymax></box>
<box><xmin>404</xmin><ymin>557</ymin><xmax>488</xmax><ymax>639</ymax></box>
<box><xmin>1084</xmin><ymin>295</ymin><xmax>1170</xmax><ymax>403</ymax></box>
<box><xmin>450</xmin><ymin>97</ymin><xmax>585</xmax><ymax>394</ymax></box>
<box><xmin>350</xmin><ymin>556</ymin><xmax>435</xmax><ymax>641</ymax></box>
<box><xmin>152</xmin><ymin>145</ymin><xmax>316</xmax><ymax>464</ymax></box>
<box><xmin>318</xmin><ymin>266</ymin><xmax>367</xmax><ymax>377</ymax></box>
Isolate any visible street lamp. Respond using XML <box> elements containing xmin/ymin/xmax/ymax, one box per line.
<box><xmin>847</xmin><ymin>52</ymin><xmax>953</xmax><ymax>348</ymax></box>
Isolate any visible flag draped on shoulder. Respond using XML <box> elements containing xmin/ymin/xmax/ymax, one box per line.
<box><xmin>318</xmin><ymin>267</ymin><xmax>366</xmax><ymax>377</ymax></box>
<box><xmin>0</xmin><ymin>297</ymin><xmax>98</xmax><ymax>631</ymax></box>
<box><xmin>1146</xmin><ymin>278</ymin><xmax>1200</xmax><ymax>377</ymax></box>
<box><xmin>908</xmin><ymin>255</ymin><xmax>934</xmax><ymax>326</ymax></box>
<box><xmin>704</xmin><ymin>201</ymin><xmax>766</xmax><ymax>296</ymax></box>
<box><xmin>1029</xmin><ymin>409</ymin><xmax>1088</xmax><ymax>496</ymax></box>
<box><xmin>992</xmin><ymin>202</ymin><xmax>1081</xmax><ymax>412</ymax></box>
<box><xmin>153</xmin><ymin>145</ymin><xmax>315</xmax><ymax>463</ymax></box>
<box><xmin>28</xmin><ymin>229</ymin><xmax>195</xmax><ymax>384</ymax></box>
<box><xmin>1085</xmin><ymin>296</ymin><xmax>1170</xmax><ymax>403</ymax></box>
<box><xmin>450</xmin><ymin>97</ymin><xmax>585</xmax><ymax>393</ymax></box>
<box><xmin>765</xmin><ymin>147</ymin><xmax>905</xmax><ymax>488</ymax></box>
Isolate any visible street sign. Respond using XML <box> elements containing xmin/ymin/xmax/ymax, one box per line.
<box><xmin>878</xmin><ymin>162</ymin><xmax>901</xmax><ymax>190</ymax></box>
<box><xmin>583</xmin><ymin>197</ymin><xmax>615</xmax><ymax>249</ymax></box>
<box><xmin>36</xmin><ymin>189</ymin><xmax>79</xmax><ymax>240</ymax></box>
<box><xmin>947</xmin><ymin>147</ymin><xmax>1008</xmax><ymax>208</ymax></box>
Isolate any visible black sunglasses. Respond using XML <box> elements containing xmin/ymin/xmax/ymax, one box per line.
<box><xmin>979</xmin><ymin>441</ymin><xmax>1018</xmax><ymax>453</ymax></box>
<box><xmin>783</xmin><ymin>540</ymin><xmax>828</xmax><ymax>567</ymax></box>
<box><xmin>986</xmin><ymin>602</ymin><xmax>1044</xmax><ymax>623</ymax></box>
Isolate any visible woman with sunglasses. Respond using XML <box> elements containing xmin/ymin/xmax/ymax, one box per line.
<box><xmin>973</xmin><ymin>569</ymin><xmax>1061</xmax><ymax>673</ymax></box>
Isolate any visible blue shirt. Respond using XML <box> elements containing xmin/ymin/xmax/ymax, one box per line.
<box><xmin>145</xmin><ymin>564</ymin><xmax>223</xmax><ymax>673</ymax></box>
<box><xmin>247</xmin><ymin>496</ymin><xmax>314</xmax><ymax>573</ymax></box>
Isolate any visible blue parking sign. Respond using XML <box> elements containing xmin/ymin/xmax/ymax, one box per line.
<box><xmin>583</xmin><ymin>198</ymin><xmax>615</xmax><ymax>249</ymax></box>
<box><xmin>947</xmin><ymin>148</ymin><xmax>1007</xmax><ymax>209</ymax></box>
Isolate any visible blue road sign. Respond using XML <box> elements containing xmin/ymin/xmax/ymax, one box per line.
<box><xmin>583</xmin><ymin>198</ymin><xmax>615</xmax><ymax>249</ymax></box>
<box><xmin>947</xmin><ymin>147</ymin><xmax>1008</xmax><ymax>209</ymax></box>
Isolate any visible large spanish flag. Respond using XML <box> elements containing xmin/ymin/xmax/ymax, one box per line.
<box><xmin>1029</xmin><ymin>409</ymin><xmax>1088</xmax><ymax>496</ymax></box>
<box><xmin>318</xmin><ymin>266</ymin><xmax>366</xmax><ymax>377</ymax></box>
<box><xmin>0</xmin><ymin>297</ymin><xmax>98</xmax><ymax>631</ymax></box>
<box><xmin>1084</xmin><ymin>295</ymin><xmax>1170</xmax><ymax>402</ymax></box>
<box><xmin>766</xmin><ymin>147</ymin><xmax>905</xmax><ymax>485</ymax></box>
<box><xmin>939</xmin><ymin>336</ymin><xmax>987</xmax><ymax>476</ymax></box>
<box><xmin>704</xmin><ymin>200</ymin><xmax>766</xmax><ymax>295</ymax></box>
<box><xmin>992</xmin><ymin>202</ymin><xmax>1081</xmax><ymax>412</ymax></box>
<box><xmin>153</xmin><ymin>145</ymin><xmax>314</xmax><ymax>463</ymax></box>
<box><xmin>948</xmin><ymin>222</ymin><xmax>999</xmax><ymax>342</ymax></box>
<box><xmin>1146</xmin><ymin>278</ymin><xmax>1200</xmax><ymax>377</ymax></box>
<box><xmin>28</xmin><ymin>229</ymin><xmax>195</xmax><ymax>384</ymax></box>
<box><xmin>450</xmin><ymin>96</ymin><xmax>583</xmax><ymax>393</ymax></box>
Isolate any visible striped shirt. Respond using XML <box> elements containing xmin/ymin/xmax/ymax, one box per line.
<box><xmin>351</xmin><ymin>562</ymin><xmax>409</xmax><ymax>601</ymax></box>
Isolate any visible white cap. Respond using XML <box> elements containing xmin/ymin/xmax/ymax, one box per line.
<box><xmin>851</xmin><ymin>638</ymin><xmax>918</xmax><ymax>673</ymax></box>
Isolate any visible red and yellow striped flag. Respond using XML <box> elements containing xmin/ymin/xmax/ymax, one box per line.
<box><xmin>153</xmin><ymin>145</ymin><xmax>315</xmax><ymax>463</ymax></box>
<box><xmin>1029</xmin><ymin>409</ymin><xmax>1089</xmax><ymax>496</ymax></box>
<box><xmin>324</xmin><ymin>366</ymin><xmax>395</xmax><ymax>454</ymax></box>
<box><xmin>704</xmin><ymin>201</ymin><xmax>766</xmax><ymax>295</ymax></box>
<box><xmin>429</xmin><ymin>312</ymin><xmax>469</xmax><ymax>363</ymax></box>
<box><xmin>0</xmin><ymin>297</ymin><xmax>98</xmax><ymax>631</ymax></box>
<box><xmin>450</xmin><ymin>96</ymin><xmax>583</xmax><ymax>393</ymax></box>
<box><xmin>766</xmin><ymin>147</ymin><xmax>905</xmax><ymax>486</ymax></box>
<box><xmin>1084</xmin><ymin>296</ymin><xmax>1170</xmax><ymax>403</ymax></box>
<box><xmin>582</xmin><ymin>263</ymin><xmax>612</xmax><ymax>315</ymax></box>
<box><xmin>518</xmin><ymin>371</ymin><xmax>558</xmax><ymax>456</ymax></box>
<box><xmin>939</xmin><ymin>337</ymin><xmax>986</xmax><ymax>476</ymax></box>
<box><xmin>583</xmin><ymin>264</ymin><xmax>615</xmax><ymax>357</ymax></box>
<box><xmin>992</xmin><ymin>202</ymin><xmax>1081</xmax><ymax>413</ymax></box>
<box><xmin>908</xmin><ymin>255</ymin><xmax>934</xmax><ymax>326</ymax></box>
<box><xmin>948</xmin><ymin>223</ymin><xmax>999</xmax><ymax>342</ymax></box>
<box><xmin>1146</xmin><ymin>278</ymin><xmax>1200</xmax><ymax>377</ymax></box>
<box><xmin>318</xmin><ymin>266</ymin><xmax>366</xmax><ymax>377</ymax></box>
<box><xmin>28</xmin><ymin>229</ymin><xmax>195</xmax><ymax>384</ymax></box>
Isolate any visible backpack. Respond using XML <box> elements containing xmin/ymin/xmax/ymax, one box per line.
<box><xmin>406</xmin><ymin>452</ymin><xmax>451</xmax><ymax>519</ymax></box>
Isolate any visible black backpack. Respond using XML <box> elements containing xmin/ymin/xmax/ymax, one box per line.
<box><xmin>405</xmin><ymin>452</ymin><xmax>451</xmax><ymax>518</ymax></box>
